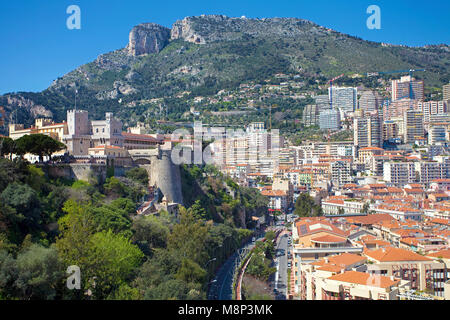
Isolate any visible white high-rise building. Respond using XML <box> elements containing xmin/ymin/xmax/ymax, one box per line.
<box><xmin>428</xmin><ymin>126</ymin><xmax>447</xmax><ymax>145</ymax></box>
<box><xmin>329</xmin><ymin>87</ymin><xmax>357</xmax><ymax>114</ymax></box>
<box><xmin>358</xmin><ymin>90</ymin><xmax>382</xmax><ymax>113</ymax></box>
<box><xmin>418</xmin><ymin>100</ymin><xmax>447</xmax><ymax>123</ymax></box>
<box><xmin>319</xmin><ymin>109</ymin><xmax>340</xmax><ymax>130</ymax></box>
<box><xmin>315</xmin><ymin>95</ymin><xmax>330</xmax><ymax>112</ymax></box>
<box><xmin>383</xmin><ymin>162</ymin><xmax>416</xmax><ymax>187</ymax></box>
<box><xmin>331</xmin><ymin>160</ymin><xmax>352</xmax><ymax>187</ymax></box>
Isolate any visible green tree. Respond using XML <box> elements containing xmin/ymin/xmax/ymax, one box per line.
<box><xmin>0</xmin><ymin>137</ymin><xmax>16</xmax><ymax>159</ymax></box>
<box><xmin>91</xmin><ymin>204</ymin><xmax>132</xmax><ymax>237</ymax></box>
<box><xmin>89</xmin><ymin>230</ymin><xmax>144</xmax><ymax>298</ymax></box>
<box><xmin>14</xmin><ymin>244</ymin><xmax>64</xmax><ymax>300</ymax></box>
<box><xmin>0</xmin><ymin>250</ymin><xmax>17</xmax><ymax>299</ymax></box>
<box><xmin>294</xmin><ymin>193</ymin><xmax>322</xmax><ymax>217</ymax></box>
<box><xmin>125</xmin><ymin>167</ymin><xmax>149</xmax><ymax>186</ymax></box>
<box><xmin>16</xmin><ymin>134</ymin><xmax>65</xmax><ymax>162</ymax></box>
<box><xmin>132</xmin><ymin>216</ymin><xmax>169</xmax><ymax>256</ymax></box>
<box><xmin>175</xmin><ymin>258</ymin><xmax>206</xmax><ymax>283</ymax></box>
<box><xmin>103</xmin><ymin>177</ymin><xmax>128</xmax><ymax>198</ymax></box>
<box><xmin>0</xmin><ymin>182</ymin><xmax>42</xmax><ymax>237</ymax></box>
<box><xmin>56</xmin><ymin>200</ymin><xmax>144</xmax><ymax>299</ymax></box>
<box><xmin>167</xmin><ymin>206</ymin><xmax>209</xmax><ymax>265</ymax></box>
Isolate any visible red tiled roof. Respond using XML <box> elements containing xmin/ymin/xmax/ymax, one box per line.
<box><xmin>261</xmin><ymin>190</ymin><xmax>287</xmax><ymax>197</ymax></box>
<box><xmin>364</xmin><ymin>247</ymin><xmax>432</xmax><ymax>262</ymax></box>
<box><xmin>360</xmin><ymin>147</ymin><xmax>384</xmax><ymax>151</ymax></box>
<box><xmin>311</xmin><ymin>234</ymin><xmax>347</xmax><ymax>244</ymax></box>
<box><xmin>327</xmin><ymin>271</ymin><xmax>400</xmax><ymax>289</ymax></box>
<box><xmin>426</xmin><ymin>249</ymin><xmax>450</xmax><ymax>259</ymax></box>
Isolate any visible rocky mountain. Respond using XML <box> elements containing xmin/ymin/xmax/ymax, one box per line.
<box><xmin>127</xmin><ymin>23</ymin><xmax>171</xmax><ymax>56</ymax></box>
<box><xmin>1</xmin><ymin>15</ymin><xmax>449</xmax><ymax>129</ymax></box>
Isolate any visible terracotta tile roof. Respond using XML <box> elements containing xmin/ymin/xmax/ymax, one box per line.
<box><xmin>426</xmin><ymin>249</ymin><xmax>450</xmax><ymax>259</ymax></box>
<box><xmin>311</xmin><ymin>234</ymin><xmax>347</xmax><ymax>244</ymax></box>
<box><xmin>432</xmin><ymin>179</ymin><xmax>450</xmax><ymax>183</ymax></box>
<box><xmin>122</xmin><ymin>132</ymin><xmax>162</xmax><ymax>141</ymax></box>
<box><xmin>346</xmin><ymin>214</ymin><xmax>394</xmax><ymax>225</ymax></box>
<box><xmin>364</xmin><ymin>247</ymin><xmax>432</xmax><ymax>262</ymax></box>
<box><xmin>261</xmin><ymin>190</ymin><xmax>287</xmax><ymax>197</ymax></box>
<box><xmin>317</xmin><ymin>265</ymin><xmax>342</xmax><ymax>273</ymax></box>
<box><xmin>405</xmin><ymin>188</ymin><xmax>424</xmax><ymax>194</ymax></box>
<box><xmin>360</xmin><ymin>147</ymin><xmax>384</xmax><ymax>151</ymax></box>
<box><xmin>429</xmin><ymin>218</ymin><xmax>450</xmax><ymax>226</ymax></box>
<box><xmin>90</xmin><ymin>145</ymin><xmax>123</xmax><ymax>150</ymax></box>
<box><xmin>406</xmin><ymin>184</ymin><xmax>423</xmax><ymax>188</ymax></box>
<box><xmin>387</xmin><ymin>187</ymin><xmax>403</xmax><ymax>193</ymax></box>
<box><xmin>295</xmin><ymin>220</ymin><xmax>347</xmax><ymax>238</ymax></box>
<box><xmin>327</xmin><ymin>271</ymin><xmax>400</xmax><ymax>289</ymax></box>
<box><xmin>327</xmin><ymin>253</ymin><xmax>367</xmax><ymax>267</ymax></box>
<box><xmin>400</xmin><ymin>238</ymin><xmax>420</xmax><ymax>246</ymax></box>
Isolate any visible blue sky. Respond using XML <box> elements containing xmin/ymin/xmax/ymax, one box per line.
<box><xmin>0</xmin><ymin>0</ymin><xmax>449</xmax><ymax>94</ymax></box>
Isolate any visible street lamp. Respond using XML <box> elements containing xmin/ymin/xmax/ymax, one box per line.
<box><xmin>204</xmin><ymin>257</ymin><xmax>217</xmax><ymax>268</ymax></box>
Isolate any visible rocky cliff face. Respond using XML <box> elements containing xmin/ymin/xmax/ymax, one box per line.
<box><xmin>171</xmin><ymin>17</ymin><xmax>207</xmax><ymax>44</ymax></box>
<box><xmin>4</xmin><ymin>95</ymin><xmax>53</xmax><ymax>118</ymax></box>
<box><xmin>127</xmin><ymin>23</ymin><xmax>171</xmax><ymax>56</ymax></box>
<box><xmin>170</xmin><ymin>15</ymin><xmax>325</xmax><ymax>44</ymax></box>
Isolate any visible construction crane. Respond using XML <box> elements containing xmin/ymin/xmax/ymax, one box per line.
<box><xmin>366</xmin><ymin>68</ymin><xmax>426</xmax><ymax>78</ymax></box>
<box><xmin>329</xmin><ymin>74</ymin><xmax>345</xmax><ymax>110</ymax></box>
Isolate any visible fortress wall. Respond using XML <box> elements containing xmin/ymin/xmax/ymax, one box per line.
<box><xmin>149</xmin><ymin>150</ymin><xmax>183</xmax><ymax>205</ymax></box>
<box><xmin>42</xmin><ymin>163</ymin><xmax>129</xmax><ymax>184</ymax></box>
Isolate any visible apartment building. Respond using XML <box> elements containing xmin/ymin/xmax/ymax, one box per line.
<box><xmin>383</xmin><ymin>121</ymin><xmax>399</xmax><ymax>142</ymax></box>
<box><xmin>330</xmin><ymin>160</ymin><xmax>352</xmax><ymax>188</ymax></box>
<box><xmin>314</xmin><ymin>94</ymin><xmax>330</xmax><ymax>113</ymax></box>
<box><xmin>322</xmin><ymin>270</ymin><xmax>408</xmax><ymax>300</ymax></box>
<box><xmin>383</xmin><ymin>99</ymin><xmax>417</xmax><ymax>121</ymax></box>
<box><xmin>354</xmin><ymin>114</ymin><xmax>382</xmax><ymax>148</ymax></box>
<box><xmin>358</xmin><ymin>147</ymin><xmax>384</xmax><ymax>165</ymax></box>
<box><xmin>383</xmin><ymin>162</ymin><xmax>416</xmax><ymax>187</ymax></box>
<box><xmin>416</xmin><ymin>161</ymin><xmax>448</xmax><ymax>187</ymax></box>
<box><xmin>321</xmin><ymin>198</ymin><xmax>365</xmax><ymax>215</ymax></box>
<box><xmin>302</xmin><ymin>104</ymin><xmax>319</xmax><ymax>127</ymax></box>
<box><xmin>319</xmin><ymin>109</ymin><xmax>340</xmax><ymax>130</ymax></box>
<box><xmin>443</xmin><ymin>83</ymin><xmax>450</xmax><ymax>102</ymax></box>
<box><xmin>428</xmin><ymin>126</ymin><xmax>447</xmax><ymax>145</ymax></box>
<box><xmin>261</xmin><ymin>189</ymin><xmax>288</xmax><ymax>211</ymax></box>
<box><xmin>329</xmin><ymin>87</ymin><xmax>357</xmax><ymax>114</ymax></box>
<box><xmin>404</xmin><ymin>110</ymin><xmax>424</xmax><ymax>144</ymax></box>
<box><xmin>391</xmin><ymin>76</ymin><xmax>424</xmax><ymax>101</ymax></box>
<box><xmin>418</xmin><ymin>100</ymin><xmax>447</xmax><ymax>123</ymax></box>
<box><xmin>364</xmin><ymin>247</ymin><xmax>448</xmax><ymax>297</ymax></box>
<box><xmin>358</xmin><ymin>90</ymin><xmax>382</xmax><ymax>113</ymax></box>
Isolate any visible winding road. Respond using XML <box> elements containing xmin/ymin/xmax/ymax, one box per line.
<box><xmin>208</xmin><ymin>233</ymin><xmax>264</xmax><ymax>300</ymax></box>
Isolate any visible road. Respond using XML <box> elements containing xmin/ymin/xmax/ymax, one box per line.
<box><xmin>274</xmin><ymin>232</ymin><xmax>288</xmax><ymax>300</ymax></box>
<box><xmin>208</xmin><ymin>234</ymin><xmax>264</xmax><ymax>300</ymax></box>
